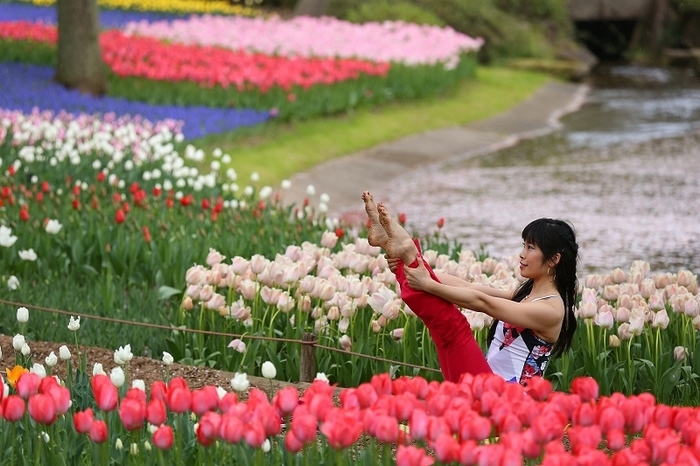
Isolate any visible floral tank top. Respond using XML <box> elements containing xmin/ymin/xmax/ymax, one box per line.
<box><xmin>485</xmin><ymin>295</ymin><xmax>558</xmax><ymax>386</ymax></box>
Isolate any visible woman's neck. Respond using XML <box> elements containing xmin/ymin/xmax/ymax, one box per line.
<box><xmin>529</xmin><ymin>278</ymin><xmax>558</xmax><ymax>298</ymax></box>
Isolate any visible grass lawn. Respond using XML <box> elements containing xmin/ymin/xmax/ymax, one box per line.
<box><xmin>192</xmin><ymin>66</ymin><xmax>552</xmax><ymax>186</ymax></box>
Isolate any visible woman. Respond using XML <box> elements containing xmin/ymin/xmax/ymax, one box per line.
<box><xmin>361</xmin><ymin>191</ymin><xmax>579</xmax><ymax>386</ymax></box>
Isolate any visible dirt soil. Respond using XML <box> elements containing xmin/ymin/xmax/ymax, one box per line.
<box><xmin>0</xmin><ymin>334</ymin><xmax>316</xmax><ymax>399</ymax></box>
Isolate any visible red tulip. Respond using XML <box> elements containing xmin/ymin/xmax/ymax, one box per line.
<box><xmin>273</xmin><ymin>387</ymin><xmax>299</xmax><ymax>417</ymax></box>
<box><xmin>16</xmin><ymin>373</ymin><xmax>41</xmax><ymax>399</ymax></box>
<box><xmin>153</xmin><ymin>425</ymin><xmax>174</xmax><ymax>450</ymax></box>
<box><xmin>28</xmin><ymin>394</ymin><xmax>56</xmax><ymax>424</ymax></box>
<box><xmin>96</xmin><ymin>171</ymin><xmax>105</xmax><ymax>183</ymax></box>
<box><xmin>125</xmin><ymin>387</ymin><xmax>147</xmax><ymax>405</ymax></box>
<box><xmin>598</xmin><ymin>406</ymin><xmax>625</xmax><ymax>435</ymax></box>
<box><xmin>253</xmin><ymin>402</ymin><xmax>282</xmax><ymax>437</ymax></box>
<box><xmin>219</xmin><ymin>413</ymin><xmax>244</xmax><ymax>444</ymax></box>
<box><xmin>197</xmin><ymin>411</ymin><xmax>222</xmax><ymax>446</ymax></box>
<box><xmin>150</xmin><ymin>380</ymin><xmax>167</xmax><ymax>402</ymax></box>
<box><xmin>355</xmin><ymin>383</ymin><xmax>378</xmax><ymax>409</ymax></box>
<box><xmin>46</xmin><ymin>385</ymin><xmax>71</xmax><ymax>415</ymax></box>
<box><xmin>165</xmin><ymin>197</ymin><xmax>174</xmax><ymax>209</ymax></box>
<box><xmin>191</xmin><ymin>388</ymin><xmax>215</xmax><ymax>416</ymax></box>
<box><xmin>73</xmin><ymin>408</ymin><xmax>95</xmax><ymax>434</ymax></box>
<box><xmin>89</xmin><ymin>419</ymin><xmax>108</xmax><ymax>444</ymax></box>
<box><xmin>19</xmin><ymin>206</ymin><xmax>29</xmax><ymax>222</ymax></box>
<box><xmin>146</xmin><ymin>399</ymin><xmax>167</xmax><ymax>426</ymax></box>
<box><xmin>436</xmin><ymin>217</ymin><xmax>445</xmax><ymax>228</ymax></box>
<box><xmin>91</xmin><ymin>375</ymin><xmax>118</xmax><ymax>412</ymax></box>
<box><xmin>115</xmin><ymin>208</ymin><xmax>126</xmax><ymax>224</ymax></box>
<box><xmin>319</xmin><ymin>408</ymin><xmax>362</xmax><ymax>449</ymax></box>
<box><xmin>572</xmin><ymin>402</ymin><xmax>597</xmax><ymax>427</ymax></box>
<box><xmin>36</xmin><ymin>192</ymin><xmax>43</xmax><ymax>203</ymax></box>
<box><xmin>167</xmin><ymin>387</ymin><xmax>191</xmax><ymax>414</ymax></box>
<box><xmin>397</xmin><ymin>445</ymin><xmax>434</xmax><ymax>466</ymax></box>
<box><xmin>525</xmin><ymin>376</ymin><xmax>552</xmax><ymax>401</ymax></box>
<box><xmin>570</xmin><ymin>377</ymin><xmax>599</xmax><ymax>402</ymax></box>
<box><xmin>142</xmin><ymin>226</ymin><xmax>152</xmax><ymax>243</ymax></box>
<box><xmin>567</xmin><ymin>425</ymin><xmax>602</xmax><ymax>455</ymax></box>
<box><xmin>432</xmin><ymin>434</ymin><xmax>459</xmax><ymax>463</ymax></box>
<box><xmin>398</xmin><ymin>212</ymin><xmax>407</xmax><ymax>224</ymax></box>
<box><xmin>290</xmin><ymin>408</ymin><xmax>317</xmax><ymax>445</ymax></box>
<box><xmin>219</xmin><ymin>393</ymin><xmax>238</xmax><ymax>413</ymax></box>
<box><xmin>408</xmin><ymin>409</ymin><xmax>429</xmax><ymax>441</ymax></box>
<box><xmin>119</xmin><ymin>397</ymin><xmax>146</xmax><ymax>431</ymax></box>
<box><xmin>2</xmin><ymin>395</ymin><xmax>25</xmax><ymax>422</ymax></box>
<box><xmin>284</xmin><ymin>430</ymin><xmax>304</xmax><ymax>453</ymax></box>
<box><xmin>606</xmin><ymin>429</ymin><xmax>626</xmax><ymax>451</ymax></box>
<box><xmin>371</xmin><ymin>414</ymin><xmax>399</xmax><ymax>444</ymax></box>
<box><xmin>72</xmin><ymin>185</ymin><xmax>81</xmax><ymax>196</ymax></box>
<box><xmin>243</xmin><ymin>421</ymin><xmax>266</xmax><ymax>448</ymax></box>
<box><xmin>41</xmin><ymin>181</ymin><xmax>50</xmax><ymax>192</ymax></box>
<box><xmin>152</xmin><ymin>186</ymin><xmax>161</xmax><ymax>197</ymax></box>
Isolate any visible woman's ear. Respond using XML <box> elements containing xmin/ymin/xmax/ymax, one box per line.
<box><xmin>548</xmin><ymin>253</ymin><xmax>561</xmax><ymax>268</ymax></box>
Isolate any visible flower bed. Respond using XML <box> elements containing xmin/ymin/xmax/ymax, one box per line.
<box><xmin>1</xmin><ymin>324</ymin><xmax>700</xmax><ymax>466</ymax></box>
<box><xmin>0</xmin><ymin>2</ymin><xmax>189</xmax><ymax>29</ymax></box>
<box><xmin>0</xmin><ymin>20</ymin><xmax>478</xmax><ymax>121</ymax></box>
<box><xmin>0</xmin><ymin>62</ymin><xmax>271</xmax><ymax>139</ymax></box>
<box><xmin>122</xmin><ymin>14</ymin><xmax>484</xmax><ymax>67</ymax></box>
<box><xmin>16</xmin><ymin>0</ymin><xmax>259</xmax><ymax>16</ymax></box>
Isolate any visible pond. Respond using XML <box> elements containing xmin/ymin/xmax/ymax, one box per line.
<box><xmin>388</xmin><ymin>65</ymin><xmax>700</xmax><ymax>274</ymax></box>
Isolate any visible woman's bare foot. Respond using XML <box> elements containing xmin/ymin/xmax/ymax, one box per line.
<box><xmin>361</xmin><ymin>191</ymin><xmax>388</xmax><ymax>248</ymax></box>
<box><xmin>377</xmin><ymin>202</ymin><xmax>417</xmax><ymax>265</ymax></box>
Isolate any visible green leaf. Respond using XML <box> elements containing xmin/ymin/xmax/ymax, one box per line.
<box><xmin>157</xmin><ymin>285</ymin><xmax>182</xmax><ymax>301</ymax></box>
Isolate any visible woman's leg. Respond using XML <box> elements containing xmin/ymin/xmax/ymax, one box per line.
<box><xmin>393</xmin><ymin>239</ymin><xmax>493</xmax><ymax>383</ymax></box>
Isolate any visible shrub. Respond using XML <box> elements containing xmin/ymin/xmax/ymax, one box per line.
<box><xmin>346</xmin><ymin>0</ymin><xmax>445</xmax><ymax>27</ymax></box>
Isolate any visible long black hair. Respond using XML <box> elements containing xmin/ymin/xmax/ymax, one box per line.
<box><xmin>487</xmin><ymin>218</ymin><xmax>579</xmax><ymax>358</ymax></box>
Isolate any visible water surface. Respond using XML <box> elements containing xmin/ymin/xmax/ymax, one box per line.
<box><xmin>388</xmin><ymin>66</ymin><xmax>700</xmax><ymax>274</ymax></box>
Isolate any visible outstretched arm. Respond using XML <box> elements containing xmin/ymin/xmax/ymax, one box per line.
<box><xmin>403</xmin><ymin>258</ymin><xmax>560</xmax><ymax>334</ymax></box>
<box><xmin>387</xmin><ymin>256</ymin><xmax>513</xmax><ymax>299</ymax></box>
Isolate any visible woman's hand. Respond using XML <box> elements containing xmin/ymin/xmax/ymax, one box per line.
<box><xmin>403</xmin><ymin>257</ymin><xmax>433</xmax><ymax>291</ymax></box>
<box><xmin>386</xmin><ymin>257</ymin><xmax>401</xmax><ymax>273</ymax></box>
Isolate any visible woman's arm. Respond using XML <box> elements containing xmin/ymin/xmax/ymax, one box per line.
<box><xmin>388</xmin><ymin>257</ymin><xmax>513</xmax><ymax>299</ymax></box>
<box><xmin>434</xmin><ymin>272</ymin><xmax>513</xmax><ymax>299</ymax></box>
<box><xmin>404</xmin><ymin>258</ymin><xmax>561</xmax><ymax>333</ymax></box>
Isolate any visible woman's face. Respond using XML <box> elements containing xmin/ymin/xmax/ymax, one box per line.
<box><xmin>518</xmin><ymin>240</ymin><xmax>549</xmax><ymax>279</ymax></box>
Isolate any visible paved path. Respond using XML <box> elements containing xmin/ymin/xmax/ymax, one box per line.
<box><xmin>282</xmin><ymin>80</ymin><xmax>589</xmax><ymax>220</ymax></box>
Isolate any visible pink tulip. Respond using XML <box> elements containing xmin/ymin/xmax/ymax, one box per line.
<box><xmin>89</xmin><ymin>419</ymin><xmax>108</xmax><ymax>444</ymax></box>
<box><xmin>28</xmin><ymin>394</ymin><xmax>56</xmax><ymax>425</ymax></box>
<box><xmin>2</xmin><ymin>395</ymin><xmax>25</xmax><ymax>422</ymax></box>
<box><xmin>16</xmin><ymin>373</ymin><xmax>41</xmax><ymax>399</ymax></box>
<box><xmin>146</xmin><ymin>399</ymin><xmax>167</xmax><ymax>426</ymax></box>
<box><xmin>119</xmin><ymin>398</ymin><xmax>146</xmax><ymax>431</ymax></box>
<box><xmin>73</xmin><ymin>408</ymin><xmax>95</xmax><ymax>434</ymax></box>
<box><xmin>153</xmin><ymin>425</ymin><xmax>174</xmax><ymax>450</ymax></box>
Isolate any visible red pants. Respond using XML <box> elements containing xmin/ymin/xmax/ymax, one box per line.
<box><xmin>394</xmin><ymin>239</ymin><xmax>493</xmax><ymax>383</ymax></box>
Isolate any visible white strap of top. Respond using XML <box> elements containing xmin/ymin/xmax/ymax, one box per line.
<box><xmin>530</xmin><ymin>294</ymin><xmax>561</xmax><ymax>302</ymax></box>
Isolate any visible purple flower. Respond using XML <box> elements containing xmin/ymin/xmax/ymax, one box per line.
<box><xmin>0</xmin><ymin>63</ymin><xmax>270</xmax><ymax>139</ymax></box>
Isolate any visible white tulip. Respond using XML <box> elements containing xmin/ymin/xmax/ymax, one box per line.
<box><xmin>45</xmin><ymin>351</ymin><xmax>58</xmax><ymax>367</ymax></box>
<box><xmin>261</xmin><ymin>439</ymin><xmax>271</xmax><ymax>453</ymax></box>
<box><xmin>93</xmin><ymin>363</ymin><xmax>106</xmax><ymax>376</ymax></box>
<box><xmin>67</xmin><ymin>316</ymin><xmax>80</xmax><ymax>331</ymax></box>
<box><xmin>13</xmin><ymin>334</ymin><xmax>25</xmax><ymax>351</ymax></box>
<box><xmin>0</xmin><ymin>225</ymin><xmax>18</xmax><ymax>247</ymax></box>
<box><xmin>315</xmin><ymin>372</ymin><xmax>330</xmax><ymax>383</ymax></box>
<box><xmin>16</xmin><ymin>307</ymin><xmax>29</xmax><ymax>323</ymax></box>
<box><xmin>132</xmin><ymin>379</ymin><xmax>146</xmax><ymax>392</ymax></box>
<box><xmin>44</xmin><ymin>219</ymin><xmax>63</xmax><ymax>234</ymax></box>
<box><xmin>59</xmin><ymin>345</ymin><xmax>71</xmax><ymax>360</ymax></box>
<box><xmin>115</xmin><ymin>439</ymin><xmax>123</xmax><ymax>450</ymax></box>
<box><xmin>162</xmin><ymin>352</ymin><xmax>174</xmax><ymax>366</ymax></box>
<box><xmin>306</xmin><ymin>184</ymin><xmax>316</xmax><ymax>196</ymax></box>
<box><xmin>261</xmin><ymin>361</ymin><xmax>277</xmax><ymax>379</ymax></box>
<box><xmin>114</xmin><ymin>344</ymin><xmax>133</xmax><ymax>365</ymax></box>
<box><xmin>230</xmin><ymin>372</ymin><xmax>249</xmax><ymax>392</ymax></box>
<box><xmin>110</xmin><ymin>367</ymin><xmax>125</xmax><ymax>388</ymax></box>
<box><xmin>7</xmin><ymin>275</ymin><xmax>20</xmax><ymax>290</ymax></box>
<box><xmin>30</xmin><ymin>363</ymin><xmax>46</xmax><ymax>378</ymax></box>
<box><xmin>21</xmin><ymin>343</ymin><xmax>30</xmax><ymax>356</ymax></box>
<box><xmin>18</xmin><ymin>249</ymin><xmax>38</xmax><ymax>261</ymax></box>
<box><xmin>281</xmin><ymin>179</ymin><xmax>291</xmax><ymax>189</ymax></box>
<box><xmin>250</xmin><ymin>171</ymin><xmax>259</xmax><ymax>182</ymax></box>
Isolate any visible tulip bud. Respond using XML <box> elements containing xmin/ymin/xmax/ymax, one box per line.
<box><xmin>609</xmin><ymin>335</ymin><xmax>621</xmax><ymax>348</ymax></box>
<box><xmin>21</xmin><ymin>343</ymin><xmax>31</xmax><ymax>356</ymax></box>
<box><xmin>45</xmin><ymin>352</ymin><xmax>57</xmax><ymax>367</ymax></box>
<box><xmin>67</xmin><ymin>316</ymin><xmax>80</xmax><ymax>331</ymax></box>
<box><xmin>130</xmin><ymin>443</ymin><xmax>139</xmax><ymax>455</ymax></box>
<box><xmin>674</xmin><ymin>346</ymin><xmax>687</xmax><ymax>362</ymax></box>
<box><xmin>115</xmin><ymin>439</ymin><xmax>123</xmax><ymax>450</ymax></box>
<box><xmin>16</xmin><ymin>307</ymin><xmax>29</xmax><ymax>323</ymax></box>
<box><xmin>339</xmin><ymin>335</ymin><xmax>352</xmax><ymax>351</ymax></box>
<box><xmin>12</xmin><ymin>334</ymin><xmax>26</xmax><ymax>351</ymax></box>
<box><xmin>262</xmin><ymin>439</ymin><xmax>271</xmax><ymax>453</ymax></box>
<box><xmin>261</xmin><ymin>361</ymin><xmax>277</xmax><ymax>379</ymax></box>
<box><xmin>162</xmin><ymin>352</ymin><xmax>174</xmax><ymax>366</ymax></box>
<box><xmin>57</xmin><ymin>345</ymin><xmax>70</xmax><ymax>360</ymax></box>
<box><xmin>93</xmin><ymin>363</ymin><xmax>106</xmax><ymax>376</ymax></box>
<box><xmin>182</xmin><ymin>296</ymin><xmax>194</xmax><ymax>311</ymax></box>
<box><xmin>110</xmin><ymin>367</ymin><xmax>125</xmax><ymax>388</ymax></box>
